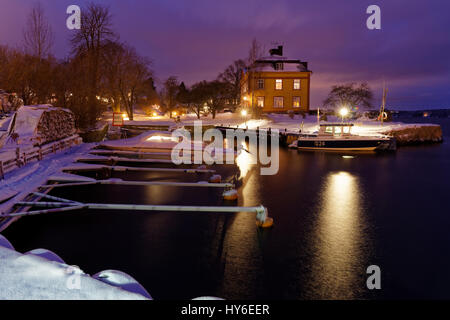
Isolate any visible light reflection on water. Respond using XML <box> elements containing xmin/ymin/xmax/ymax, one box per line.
<box><xmin>306</xmin><ymin>171</ymin><xmax>368</xmax><ymax>299</ymax></box>
<box><xmin>218</xmin><ymin>142</ymin><xmax>264</xmax><ymax>298</ymax></box>
<box><xmin>235</xmin><ymin>142</ymin><xmax>256</xmax><ymax>179</ymax></box>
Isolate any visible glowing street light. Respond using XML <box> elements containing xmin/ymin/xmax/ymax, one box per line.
<box><xmin>339</xmin><ymin>107</ymin><xmax>349</xmax><ymax>122</ymax></box>
<box><xmin>241</xmin><ymin>109</ymin><xmax>248</xmax><ymax>128</ymax></box>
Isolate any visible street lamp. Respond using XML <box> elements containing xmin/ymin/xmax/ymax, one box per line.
<box><xmin>339</xmin><ymin>107</ymin><xmax>349</xmax><ymax>122</ymax></box>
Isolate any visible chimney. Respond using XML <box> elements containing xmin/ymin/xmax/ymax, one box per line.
<box><xmin>269</xmin><ymin>45</ymin><xmax>283</xmax><ymax>57</ymax></box>
<box><xmin>277</xmin><ymin>45</ymin><xmax>283</xmax><ymax>56</ymax></box>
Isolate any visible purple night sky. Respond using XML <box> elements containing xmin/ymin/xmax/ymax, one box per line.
<box><xmin>1</xmin><ymin>0</ymin><xmax>449</xmax><ymax>109</ymax></box>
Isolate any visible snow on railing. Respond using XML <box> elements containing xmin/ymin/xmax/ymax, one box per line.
<box><xmin>0</xmin><ymin>135</ymin><xmax>82</xmax><ymax>179</ymax></box>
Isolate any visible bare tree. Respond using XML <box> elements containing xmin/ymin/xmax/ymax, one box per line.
<box><xmin>203</xmin><ymin>81</ymin><xmax>229</xmax><ymax>119</ymax></box>
<box><xmin>160</xmin><ymin>77</ymin><xmax>180</xmax><ymax>117</ymax></box>
<box><xmin>218</xmin><ymin>59</ymin><xmax>246</xmax><ymax>109</ymax></box>
<box><xmin>117</xmin><ymin>46</ymin><xmax>152</xmax><ymax>121</ymax></box>
<box><xmin>70</xmin><ymin>2</ymin><xmax>116</xmax><ymax>126</ymax></box>
<box><xmin>247</xmin><ymin>38</ymin><xmax>265</xmax><ymax>67</ymax></box>
<box><xmin>23</xmin><ymin>3</ymin><xmax>53</xmax><ymax>60</ymax></box>
<box><xmin>323</xmin><ymin>83</ymin><xmax>373</xmax><ymax>110</ymax></box>
<box><xmin>178</xmin><ymin>81</ymin><xmax>209</xmax><ymax>119</ymax></box>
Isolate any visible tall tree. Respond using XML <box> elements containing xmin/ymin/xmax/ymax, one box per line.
<box><xmin>323</xmin><ymin>83</ymin><xmax>373</xmax><ymax>110</ymax></box>
<box><xmin>203</xmin><ymin>81</ymin><xmax>229</xmax><ymax>119</ymax></box>
<box><xmin>160</xmin><ymin>76</ymin><xmax>180</xmax><ymax>117</ymax></box>
<box><xmin>23</xmin><ymin>3</ymin><xmax>53</xmax><ymax>60</ymax></box>
<box><xmin>178</xmin><ymin>81</ymin><xmax>209</xmax><ymax>119</ymax></box>
<box><xmin>70</xmin><ymin>2</ymin><xmax>116</xmax><ymax>127</ymax></box>
<box><xmin>116</xmin><ymin>45</ymin><xmax>152</xmax><ymax>121</ymax></box>
<box><xmin>247</xmin><ymin>38</ymin><xmax>265</xmax><ymax>67</ymax></box>
<box><xmin>218</xmin><ymin>59</ymin><xmax>246</xmax><ymax>109</ymax></box>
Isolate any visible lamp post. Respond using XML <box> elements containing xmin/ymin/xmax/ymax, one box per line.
<box><xmin>241</xmin><ymin>109</ymin><xmax>248</xmax><ymax>128</ymax></box>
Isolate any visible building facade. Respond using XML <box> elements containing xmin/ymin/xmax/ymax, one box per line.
<box><xmin>241</xmin><ymin>46</ymin><xmax>312</xmax><ymax>113</ymax></box>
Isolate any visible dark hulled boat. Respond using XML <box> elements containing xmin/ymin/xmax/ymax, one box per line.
<box><xmin>289</xmin><ymin>123</ymin><xmax>396</xmax><ymax>152</ymax></box>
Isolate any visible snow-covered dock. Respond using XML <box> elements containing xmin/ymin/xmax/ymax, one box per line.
<box><xmin>107</xmin><ymin>112</ymin><xmax>443</xmax><ymax>146</ymax></box>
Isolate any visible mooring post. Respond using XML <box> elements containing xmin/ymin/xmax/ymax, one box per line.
<box><xmin>255</xmin><ymin>206</ymin><xmax>267</xmax><ymax>224</ymax></box>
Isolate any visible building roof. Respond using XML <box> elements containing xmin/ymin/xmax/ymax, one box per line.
<box><xmin>251</xmin><ymin>56</ymin><xmax>311</xmax><ymax>72</ymax></box>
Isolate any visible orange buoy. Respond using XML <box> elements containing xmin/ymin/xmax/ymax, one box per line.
<box><xmin>256</xmin><ymin>217</ymin><xmax>274</xmax><ymax>228</ymax></box>
<box><xmin>209</xmin><ymin>174</ymin><xmax>222</xmax><ymax>183</ymax></box>
<box><xmin>222</xmin><ymin>189</ymin><xmax>238</xmax><ymax>201</ymax></box>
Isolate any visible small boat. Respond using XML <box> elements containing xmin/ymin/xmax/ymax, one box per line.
<box><xmin>289</xmin><ymin>123</ymin><xmax>396</xmax><ymax>152</ymax></box>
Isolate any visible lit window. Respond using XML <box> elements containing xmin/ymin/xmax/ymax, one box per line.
<box><xmin>343</xmin><ymin>126</ymin><xmax>350</xmax><ymax>134</ymax></box>
<box><xmin>293</xmin><ymin>96</ymin><xmax>300</xmax><ymax>108</ymax></box>
<box><xmin>257</xmin><ymin>96</ymin><xmax>264</xmax><ymax>107</ymax></box>
<box><xmin>257</xmin><ymin>79</ymin><xmax>264</xmax><ymax>89</ymax></box>
<box><xmin>325</xmin><ymin>126</ymin><xmax>333</xmax><ymax>133</ymax></box>
<box><xmin>293</xmin><ymin>79</ymin><xmax>301</xmax><ymax>90</ymax></box>
<box><xmin>275</xmin><ymin>79</ymin><xmax>282</xmax><ymax>90</ymax></box>
<box><xmin>274</xmin><ymin>97</ymin><xmax>284</xmax><ymax>108</ymax></box>
<box><xmin>334</xmin><ymin>127</ymin><xmax>342</xmax><ymax>135</ymax></box>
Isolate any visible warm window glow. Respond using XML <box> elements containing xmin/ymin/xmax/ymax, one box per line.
<box><xmin>274</xmin><ymin>96</ymin><xmax>284</xmax><ymax>108</ymax></box>
<box><xmin>293</xmin><ymin>96</ymin><xmax>300</xmax><ymax>108</ymax></box>
<box><xmin>275</xmin><ymin>79</ymin><xmax>282</xmax><ymax>90</ymax></box>
<box><xmin>275</xmin><ymin>79</ymin><xmax>283</xmax><ymax>90</ymax></box>
<box><xmin>293</xmin><ymin>79</ymin><xmax>301</xmax><ymax>90</ymax></box>
<box><xmin>257</xmin><ymin>96</ymin><xmax>264</xmax><ymax>107</ymax></box>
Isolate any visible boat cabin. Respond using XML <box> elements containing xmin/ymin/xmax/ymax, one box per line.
<box><xmin>319</xmin><ymin>123</ymin><xmax>354</xmax><ymax>137</ymax></box>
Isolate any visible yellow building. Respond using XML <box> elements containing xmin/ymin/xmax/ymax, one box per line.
<box><xmin>241</xmin><ymin>46</ymin><xmax>312</xmax><ymax>113</ymax></box>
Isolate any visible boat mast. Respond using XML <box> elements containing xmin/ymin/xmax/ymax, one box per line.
<box><xmin>379</xmin><ymin>83</ymin><xmax>388</xmax><ymax>126</ymax></box>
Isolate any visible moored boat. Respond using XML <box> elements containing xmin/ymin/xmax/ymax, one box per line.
<box><xmin>289</xmin><ymin>123</ymin><xmax>396</xmax><ymax>152</ymax></box>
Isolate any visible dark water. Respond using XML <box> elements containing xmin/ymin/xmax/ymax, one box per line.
<box><xmin>2</xmin><ymin>116</ymin><xmax>450</xmax><ymax>300</ymax></box>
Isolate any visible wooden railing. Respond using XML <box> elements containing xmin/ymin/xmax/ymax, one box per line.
<box><xmin>0</xmin><ymin>135</ymin><xmax>82</xmax><ymax>179</ymax></box>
